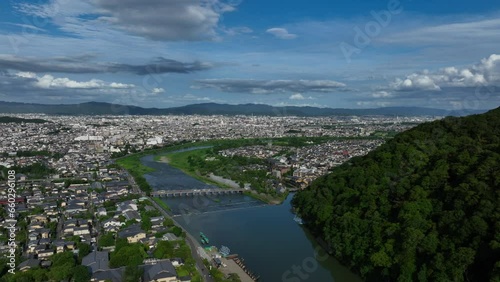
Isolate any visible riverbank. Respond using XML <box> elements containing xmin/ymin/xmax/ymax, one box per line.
<box><xmin>160</xmin><ymin>148</ymin><xmax>287</xmax><ymax>204</ymax></box>
<box><xmin>147</xmin><ymin>196</ymin><xmax>206</xmax><ymax>282</ymax></box>
<box><xmin>169</xmin><ymin>193</ymin><xmax>363</xmax><ymax>281</ymax></box>
<box><xmin>150</xmin><ymin>195</ymin><xmax>255</xmax><ymax>282</ymax></box>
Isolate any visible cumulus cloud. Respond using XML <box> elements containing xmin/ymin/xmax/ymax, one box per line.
<box><xmin>152</xmin><ymin>88</ymin><xmax>165</xmax><ymax>94</ymax></box>
<box><xmin>0</xmin><ymin>55</ymin><xmax>213</xmax><ymax>75</ymax></box>
<box><xmin>389</xmin><ymin>54</ymin><xmax>500</xmax><ymax>92</ymax></box>
<box><xmin>266</xmin><ymin>28</ymin><xmax>297</xmax><ymax>39</ymax></box>
<box><xmin>17</xmin><ymin>0</ymin><xmax>239</xmax><ymax>41</ymax></box>
<box><xmin>289</xmin><ymin>93</ymin><xmax>305</xmax><ymax>100</ymax></box>
<box><xmin>360</xmin><ymin>54</ymin><xmax>500</xmax><ymax>110</ymax></box>
<box><xmin>15</xmin><ymin>72</ymin><xmax>134</xmax><ymax>89</ymax></box>
<box><xmin>0</xmin><ymin>71</ymin><xmax>152</xmax><ymax>105</ymax></box>
<box><xmin>194</xmin><ymin>79</ymin><xmax>346</xmax><ymax>94</ymax></box>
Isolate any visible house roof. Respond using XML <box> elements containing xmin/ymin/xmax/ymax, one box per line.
<box><xmin>142</xmin><ymin>260</ymin><xmax>177</xmax><ymax>282</ymax></box>
<box><xmin>118</xmin><ymin>224</ymin><xmax>144</xmax><ymax>239</ymax></box>
<box><xmin>124</xmin><ymin>210</ymin><xmax>141</xmax><ymax>221</ymax></box>
<box><xmin>82</xmin><ymin>250</ymin><xmax>109</xmax><ymax>274</ymax></box>
<box><xmin>92</xmin><ymin>267</ymin><xmax>125</xmax><ymax>282</ymax></box>
<box><xmin>18</xmin><ymin>258</ymin><xmax>40</xmax><ymax>270</ymax></box>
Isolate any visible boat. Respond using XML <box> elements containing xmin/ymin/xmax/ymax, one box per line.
<box><xmin>200</xmin><ymin>232</ymin><xmax>210</xmax><ymax>244</ymax></box>
<box><xmin>219</xmin><ymin>245</ymin><xmax>231</xmax><ymax>257</ymax></box>
<box><xmin>293</xmin><ymin>215</ymin><xmax>304</xmax><ymax>225</ymax></box>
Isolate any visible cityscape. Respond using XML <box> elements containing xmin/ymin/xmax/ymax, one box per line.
<box><xmin>1</xmin><ymin>0</ymin><xmax>500</xmax><ymax>282</ymax></box>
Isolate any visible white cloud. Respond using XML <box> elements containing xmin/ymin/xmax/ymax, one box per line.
<box><xmin>16</xmin><ymin>0</ymin><xmax>239</xmax><ymax>41</ymax></box>
<box><xmin>289</xmin><ymin>93</ymin><xmax>305</xmax><ymax>100</ymax></box>
<box><xmin>380</xmin><ymin>18</ymin><xmax>500</xmax><ymax>45</ymax></box>
<box><xmin>152</xmin><ymin>87</ymin><xmax>165</xmax><ymax>94</ymax></box>
<box><xmin>222</xmin><ymin>26</ymin><xmax>253</xmax><ymax>36</ymax></box>
<box><xmin>195</xmin><ymin>79</ymin><xmax>346</xmax><ymax>94</ymax></box>
<box><xmin>356</xmin><ymin>101</ymin><xmax>391</xmax><ymax>107</ymax></box>
<box><xmin>372</xmin><ymin>91</ymin><xmax>392</xmax><ymax>98</ymax></box>
<box><xmin>266</xmin><ymin>28</ymin><xmax>297</xmax><ymax>39</ymax></box>
<box><xmin>274</xmin><ymin>101</ymin><xmax>327</xmax><ymax>108</ymax></box>
<box><xmin>15</xmin><ymin>72</ymin><xmax>135</xmax><ymax>89</ymax></box>
<box><xmin>389</xmin><ymin>54</ymin><xmax>500</xmax><ymax>91</ymax></box>
<box><xmin>110</xmin><ymin>82</ymin><xmax>135</xmax><ymax>89</ymax></box>
<box><xmin>390</xmin><ymin>74</ymin><xmax>441</xmax><ymax>91</ymax></box>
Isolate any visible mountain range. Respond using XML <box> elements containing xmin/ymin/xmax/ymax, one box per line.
<box><xmin>0</xmin><ymin>101</ymin><xmax>487</xmax><ymax>116</ymax></box>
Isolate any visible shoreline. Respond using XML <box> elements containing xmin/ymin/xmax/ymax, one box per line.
<box><xmin>151</xmin><ymin>196</ymin><xmax>256</xmax><ymax>282</ymax></box>
<box><xmin>156</xmin><ymin>156</ymin><xmax>170</xmax><ymax>163</ymax></box>
<box><xmin>155</xmin><ymin>151</ymin><xmax>286</xmax><ymax>204</ymax></box>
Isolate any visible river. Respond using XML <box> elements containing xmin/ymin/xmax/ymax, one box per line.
<box><xmin>141</xmin><ymin>153</ymin><xmax>361</xmax><ymax>282</ymax></box>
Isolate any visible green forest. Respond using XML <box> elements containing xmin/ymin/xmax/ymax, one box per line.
<box><xmin>292</xmin><ymin>107</ymin><xmax>500</xmax><ymax>281</ymax></box>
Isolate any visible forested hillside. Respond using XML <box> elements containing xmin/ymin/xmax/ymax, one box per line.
<box><xmin>292</xmin><ymin>107</ymin><xmax>500</xmax><ymax>282</ymax></box>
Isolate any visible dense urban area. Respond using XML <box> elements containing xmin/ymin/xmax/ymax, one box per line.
<box><xmin>0</xmin><ymin>114</ymin><xmax>438</xmax><ymax>282</ymax></box>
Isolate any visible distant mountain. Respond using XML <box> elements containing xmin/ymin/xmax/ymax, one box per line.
<box><xmin>0</xmin><ymin>101</ymin><xmax>487</xmax><ymax>116</ymax></box>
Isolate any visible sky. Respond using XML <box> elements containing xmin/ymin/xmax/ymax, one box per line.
<box><xmin>0</xmin><ymin>0</ymin><xmax>499</xmax><ymax>111</ymax></box>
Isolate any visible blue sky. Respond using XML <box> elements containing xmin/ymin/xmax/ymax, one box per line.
<box><xmin>0</xmin><ymin>0</ymin><xmax>499</xmax><ymax>111</ymax></box>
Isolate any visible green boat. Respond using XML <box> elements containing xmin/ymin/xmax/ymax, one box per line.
<box><xmin>200</xmin><ymin>232</ymin><xmax>210</xmax><ymax>244</ymax></box>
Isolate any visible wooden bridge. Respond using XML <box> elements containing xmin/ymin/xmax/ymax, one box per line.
<box><xmin>151</xmin><ymin>188</ymin><xmax>247</xmax><ymax>197</ymax></box>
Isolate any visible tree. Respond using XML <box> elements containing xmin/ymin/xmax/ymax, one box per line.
<box><xmin>99</xmin><ymin>233</ymin><xmax>115</xmax><ymax>248</ymax></box>
<box><xmin>292</xmin><ymin>107</ymin><xmax>500</xmax><ymax>282</ymax></box>
<box><xmin>141</xmin><ymin>215</ymin><xmax>152</xmax><ymax>232</ymax></box>
<box><xmin>77</xmin><ymin>242</ymin><xmax>91</xmax><ymax>261</ymax></box>
<box><xmin>109</xmin><ymin>244</ymin><xmax>146</xmax><ymax>268</ymax></box>
<box><xmin>171</xmin><ymin>226</ymin><xmax>183</xmax><ymax>237</ymax></box>
<box><xmin>124</xmin><ymin>265</ymin><xmax>143</xmax><ymax>282</ymax></box>
<box><xmin>73</xmin><ymin>265</ymin><xmax>91</xmax><ymax>282</ymax></box>
<box><xmin>162</xmin><ymin>218</ymin><xmax>174</xmax><ymax>227</ymax></box>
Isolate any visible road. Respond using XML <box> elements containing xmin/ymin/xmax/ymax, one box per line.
<box><xmin>148</xmin><ymin>196</ymin><xmax>214</xmax><ymax>282</ymax></box>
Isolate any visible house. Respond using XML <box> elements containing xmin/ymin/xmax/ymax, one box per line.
<box><xmin>142</xmin><ymin>260</ymin><xmax>178</xmax><ymax>282</ymax></box>
<box><xmin>63</xmin><ymin>226</ymin><xmax>75</xmax><ymax>236</ymax></box>
<box><xmin>103</xmin><ymin>218</ymin><xmax>124</xmax><ymax>228</ymax></box>
<box><xmin>66</xmin><ymin>242</ymin><xmax>75</xmax><ymax>250</ymax></box>
<box><xmin>96</xmin><ymin>207</ymin><xmax>107</xmax><ymax>217</ymax></box>
<box><xmin>29</xmin><ymin>215</ymin><xmax>48</xmax><ymax>224</ymax></box>
<box><xmin>117</xmin><ymin>201</ymin><xmax>137</xmax><ymax>212</ymax></box>
<box><xmin>162</xmin><ymin>233</ymin><xmax>179</xmax><ymax>241</ymax></box>
<box><xmin>150</xmin><ymin>216</ymin><xmax>164</xmax><ymax>228</ymax></box>
<box><xmin>118</xmin><ymin>225</ymin><xmax>146</xmax><ymax>243</ymax></box>
<box><xmin>28</xmin><ymin>233</ymin><xmax>39</xmax><ymax>241</ymax></box>
<box><xmin>27</xmin><ymin>240</ymin><xmax>39</xmax><ymax>254</ymax></box>
<box><xmin>18</xmin><ymin>259</ymin><xmax>40</xmax><ymax>272</ymax></box>
<box><xmin>74</xmin><ymin>226</ymin><xmax>90</xmax><ymax>236</ymax></box>
<box><xmin>65</xmin><ymin>204</ymin><xmax>87</xmax><ymax>214</ymax></box>
<box><xmin>38</xmin><ymin>249</ymin><xmax>55</xmax><ymax>260</ymax></box>
<box><xmin>38</xmin><ymin>228</ymin><xmax>51</xmax><ymax>239</ymax></box>
<box><xmin>124</xmin><ymin>210</ymin><xmax>141</xmax><ymax>222</ymax></box>
<box><xmin>28</xmin><ymin>222</ymin><xmax>43</xmax><ymax>233</ymax></box>
<box><xmin>39</xmin><ymin>238</ymin><xmax>51</xmax><ymax>246</ymax></box>
<box><xmin>52</xmin><ymin>240</ymin><xmax>66</xmax><ymax>253</ymax></box>
<box><xmin>82</xmin><ymin>250</ymin><xmax>109</xmax><ymax>274</ymax></box>
<box><xmin>91</xmin><ymin>267</ymin><xmax>125</xmax><ymax>282</ymax></box>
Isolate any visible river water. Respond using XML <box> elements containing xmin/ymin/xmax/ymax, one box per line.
<box><xmin>141</xmin><ymin>153</ymin><xmax>361</xmax><ymax>282</ymax></box>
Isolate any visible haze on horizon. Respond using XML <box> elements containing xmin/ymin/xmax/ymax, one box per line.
<box><xmin>0</xmin><ymin>0</ymin><xmax>499</xmax><ymax>111</ymax></box>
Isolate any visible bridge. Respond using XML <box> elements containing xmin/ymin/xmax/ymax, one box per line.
<box><xmin>151</xmin><ymin>188</ymin><xmax>247</xmax><ymax>197</ymax></box>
